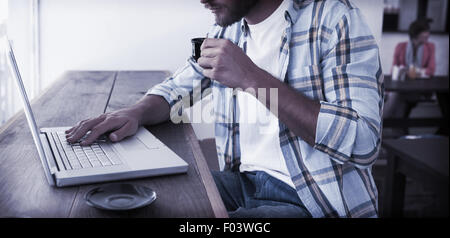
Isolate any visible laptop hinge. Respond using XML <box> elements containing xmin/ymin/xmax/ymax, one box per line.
<box><xmin>39</xmin><ymin>133</ymin><xmax>61</xmax><ymax>174</ymax></box>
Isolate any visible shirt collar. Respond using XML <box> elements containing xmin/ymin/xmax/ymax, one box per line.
<box><xmin>240</xmin><ymin>0</ymin><xmax>312</xmax><ymax>34</ymax></box>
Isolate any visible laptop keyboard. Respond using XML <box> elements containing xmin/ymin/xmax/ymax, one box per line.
<box><xmin>50</xmin><ymin>131</ymin><xmax>122</xmax><ymax>170</ymax></box>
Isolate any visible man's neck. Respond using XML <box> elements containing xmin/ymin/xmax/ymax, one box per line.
<box><xmin>244</xmin><ymin>0</ymin><xmax>283</xmax><ymax>25</ymax></box>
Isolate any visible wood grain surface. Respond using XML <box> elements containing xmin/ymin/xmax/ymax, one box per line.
<box><xmin>0</xmin><ymin>71</ymin><xmax>227</xmax><ymax>218</ymax></box>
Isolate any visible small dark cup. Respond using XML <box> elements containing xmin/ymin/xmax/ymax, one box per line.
<box><xmin>191</xmin><ymin>37</ymin><xmax>205</xmax><ymax>62</ymax></box>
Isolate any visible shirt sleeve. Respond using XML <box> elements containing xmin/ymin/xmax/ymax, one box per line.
<box><xmin>146</xmin><ymin>57</ymin><xmax>211</xmax><ymax>116</ymax></box>
<box><xmin>425</xmin><ymin>42</ymin><xmax>436</xmax><ymax>76</ymax></box>
<box><xmin>393</xmin><ymin>43</ymin><xmax>402</xmax><ymax>67</ymax></box>
<box><xmin>314</xmin><ymin>8</ymin><xmax>384</xmax><ymax>169</ymax></box>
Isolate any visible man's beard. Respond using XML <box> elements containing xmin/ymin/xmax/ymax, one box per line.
<box><xmin>211</xmin><ymin>0</ymin><xmax>259</xmax><ymax>27</ymax></box>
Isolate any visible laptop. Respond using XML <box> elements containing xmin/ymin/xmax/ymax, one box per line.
<box><xmin>5</xmin><ymin>39</ymin><xmax>188</xmax><ymax>187</ymax></box>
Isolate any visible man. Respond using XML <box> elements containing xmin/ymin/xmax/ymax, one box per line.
<box><xmin>66</xmin><ymin>0</ymin><xmax>383</xmax><ymax>218</ymax></box>
<box><xmin>384</xmin><ymin>19</ymin><xmax>435</xmax><ymax>128</ymax></box>
<box><xmin>393</xmin><ymin>19</ymin><xmax>435</xmax><ymax>77</ymax></box>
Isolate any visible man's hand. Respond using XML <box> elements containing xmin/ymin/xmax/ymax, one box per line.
<box><xmin>65</xmin><ymin>107</ymin><xmax>140</xmax><ymax>146</ymax></box>
<box><xmin>65</xmin><ymin>94</ymin><xmax>170</xmax><ymax>146</ymax></box>
<box><xmin>198</xmin><ymin>38</ymin><xmax>260</xmax><ymax>89</ymax></box>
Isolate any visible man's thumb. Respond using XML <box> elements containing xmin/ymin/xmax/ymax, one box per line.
<box><xmin>109</xmin><ymin>133</ymin><xmax>118</xmax><ymax>142</ymax></box>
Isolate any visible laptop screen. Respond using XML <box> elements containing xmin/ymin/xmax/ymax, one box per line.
<box><xmin>6</xmin><ymin>39</ymin><xmax>55</xmax><ymax>186</ymax></box>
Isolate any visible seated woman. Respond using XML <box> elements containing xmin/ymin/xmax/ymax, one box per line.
<box><xmin>393</xmin><ymin>19</ymin><xmax>436</xmax><ymax>77</ymax></box>
<box><xmin>384</xmin><ymin>19</ymin><xmax>436</xmax><ymax>128</ymax></box>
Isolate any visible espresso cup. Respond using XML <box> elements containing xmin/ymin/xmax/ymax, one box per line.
<box><xmin>191</xmin><ymin>37</ymin><xmax>205</xmax><ymax>62</ymax></box>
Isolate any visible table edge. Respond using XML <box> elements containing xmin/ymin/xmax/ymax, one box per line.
<box><xmin>381</xmin><ymin>139</ymin><xmax>449</xmax><ymax>180</ymax></box>
<box><xmin>182</xmin><ymin>124</ymin><xmax>228</xmax><ymax>218</ymax></box>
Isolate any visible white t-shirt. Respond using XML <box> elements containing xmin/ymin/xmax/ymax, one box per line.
<box><xmin>237</xmin><ymin>0</ymin><xmax>294</xmax><ymax>188</ymax></box>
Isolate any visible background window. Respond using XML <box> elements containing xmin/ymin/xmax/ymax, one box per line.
<box><xmin>383</xmin><ymin>0</ymin><xmax>449</xmax><ymax>33</ymax></box>
<box><xmin>0</xmin><ymin>0</ymin><xmax>11</xmax><ymax>126</ymax></box>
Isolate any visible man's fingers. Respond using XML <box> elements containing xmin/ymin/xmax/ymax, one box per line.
<box><xmin>79</xmin><ymin>119</ymin><xmax>125</xmax><ymax>146</ymax></box>
<box><xmin>65</xmin><ymin>124</ymin><xmax>79</xmax><ymax>134</ymax></box>
<box><xmin>66</xmin><ymin>119</ymin><xmax>92</xmax><ymax>138</ymax></box>
<box><xmin>65</xmin><ymin>127</ymin><xmax>75</xmax><ymax>135</ymax></box>
<box><xmin>65</xmin><ymin>119</ymin><xmax>87</xmax><ymax>136</ymax></box>
<box><xmin>198</xmin><ymin>47</ymin><xmax>224</xmax><ymax>70</ymax></box>
<box><xmin>200</xmin><ymin>38</ymin><xmax>227</xmax><ymax>51</ymax></box>
<box><xmin>198</xmin><ymin>56</ymin><xmax>215</xmax><ymax>69</ymax></box>
<box><xmin>200</xmin><ymin>47</ymin><xmax>221</xmax><ymax>58</ymax></box>
<box><xmin>66</xmin><ymin>116</ymin><xmax>105</xmax><ymax>143</ymax></box>
<box><xmin>109</xmin><ymin>122</ymin><xmax>136</xmax><ymax>142</ymax></box>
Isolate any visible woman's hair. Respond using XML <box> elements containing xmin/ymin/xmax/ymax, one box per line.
<box><xmin>408</xmin><ymin>18</ymin><xmax>433</xmax><ymax>39</ymax></box>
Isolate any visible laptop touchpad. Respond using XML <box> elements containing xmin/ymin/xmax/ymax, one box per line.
<box><xmin>116</xmin><ymin>136</ymin><xmax>154</xmax><ymax>151</ymax></box>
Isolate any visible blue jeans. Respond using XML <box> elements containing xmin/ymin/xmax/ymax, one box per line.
<box><xmin>212</xmin><ymin>170</ymin><xmax>312</xmax><ymax>218</ymax></box>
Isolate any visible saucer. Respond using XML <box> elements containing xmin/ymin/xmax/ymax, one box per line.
<box><xmin>85</xmin><ymin>183</ymin><xmax>157</xmax><ymax>211</ymax></box>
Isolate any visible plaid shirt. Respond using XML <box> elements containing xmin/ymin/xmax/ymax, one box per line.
<box><xmin>147</xmin><ymin>0</ymin><xmax>384</xmax><ymax>218</ymax></box>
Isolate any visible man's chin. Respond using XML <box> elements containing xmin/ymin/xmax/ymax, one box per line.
<box><xmin>215</xmin><ymin>15</ymin><xmax>242</xmax><ymax>27</ymax></box>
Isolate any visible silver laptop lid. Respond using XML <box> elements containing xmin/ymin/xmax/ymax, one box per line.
<box><xmin>5</xmin><ymin>38</ymin><xmax>55</xmax><ymax>186</ymax></box>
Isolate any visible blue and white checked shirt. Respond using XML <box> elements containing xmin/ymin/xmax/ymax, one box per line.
<box><xmin>147</xmin><ymin>0</ymin><xmax>384</xmax><ymax>218</ymax></box>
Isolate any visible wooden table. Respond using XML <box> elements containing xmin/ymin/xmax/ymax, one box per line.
<box><xmin>0</xmin><ymin>71</ymin><xmax>227</xmax><ymax>218</ymax></box>
<box><xmin>382</xmin><ymin>137</ymin><xmax>449</xmax><ymax>217</ymax></box>
<box><xmin>384</xmin><ymin>75</ymin><xmax>449</xmax><ymax>93</ymax></box>
<box><xmin>383</xmin><ymin>75</ymin><xmax>449</xmax><ymax>134</ymax></box>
